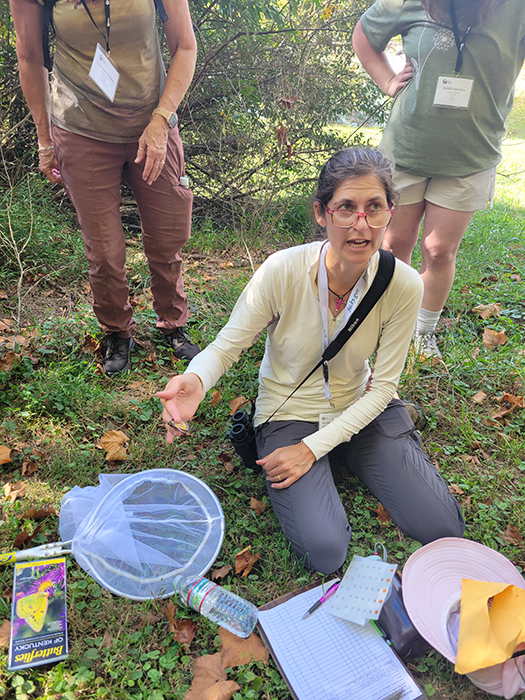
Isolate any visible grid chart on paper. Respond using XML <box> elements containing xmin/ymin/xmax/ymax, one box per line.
<box><xmin>259</xmin><ymin>586</ymin><xmax>418</xmax><ymax>700</ymax></box>
<box><xmin>327</xmin><ymin>556</ymin><xmax>397</xmax><ymax>622</ymax></box>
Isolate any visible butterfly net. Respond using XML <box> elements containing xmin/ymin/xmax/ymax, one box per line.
<box><xmin>59</xmin><ymin>469</ymin><xmax>224</xmax><ymax>600</ymax></box>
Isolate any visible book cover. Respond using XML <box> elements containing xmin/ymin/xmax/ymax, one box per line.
<box><xmin>8</xmin><ymin>557</ymin><xmax>68</xmax><ymax>670</ymax></box>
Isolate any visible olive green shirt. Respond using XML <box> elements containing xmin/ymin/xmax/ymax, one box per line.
<box><xmin>42</xmin><ymin>0</ymin><xmax>164</xmax><ymax>142</ymax></box>
<box><xmin>360</xmin><ymin>0</ymin><xmax>525</xmax><ymax>177</ymax></box>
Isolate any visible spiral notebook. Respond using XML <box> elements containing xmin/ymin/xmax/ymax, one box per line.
<box><xmin>258</xmin><ymin>581</ymin><xmax>426</xmax><ymax>700</ymax></box>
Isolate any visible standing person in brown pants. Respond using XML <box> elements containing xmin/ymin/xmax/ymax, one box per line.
<box><xmin>10</xmin><ymin>0</ymin><xmax>201</xmax><ymax>375</ymax></box>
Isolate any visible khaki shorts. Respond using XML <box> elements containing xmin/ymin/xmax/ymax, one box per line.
<box><xmin>394</xmin><ymin>166</ymin><xmax>496</xmax><ymax>212</ymax></box>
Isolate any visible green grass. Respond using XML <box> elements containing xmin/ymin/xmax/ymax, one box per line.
<box><xmin>1</xmin><ymin>99</ymin><xmax>525</xmax><ymax>700</ymax></box>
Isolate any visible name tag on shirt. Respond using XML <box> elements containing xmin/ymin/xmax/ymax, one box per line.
<box><xmin>319</xmin><ymin>413</ymin><xmax>342</xmax><ymax>430</ymax></box>
<box><xmin>433</xmin><ymin>76</ymin><xmax>474</xmax><ymax>109</ymax></box>
<box><xmin>89</xmin><ymin>44</ymin><xmax>120</xmax><ymax>102</ymax></box>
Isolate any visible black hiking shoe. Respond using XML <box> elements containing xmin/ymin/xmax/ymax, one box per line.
<box><xmin>162</xmin><ymin>327</ymin><xmax>200</xmax><ymax>361</ymax></box>
<box><xmin>103</xmin><ymin>334</ymin><xmax>135</xmax><ymax>376</ymax></box>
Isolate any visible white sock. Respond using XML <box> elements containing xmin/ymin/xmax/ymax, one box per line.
<box><xmin>416</xmin><ymin>308</ymin><xmax>442</xmax><ymax>336</ymax></box>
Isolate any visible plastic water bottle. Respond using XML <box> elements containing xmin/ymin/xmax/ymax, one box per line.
<box><xmin>174</xmin><ymin>576</ymin><xmax>258</xmax><ymax>638</ymax></box>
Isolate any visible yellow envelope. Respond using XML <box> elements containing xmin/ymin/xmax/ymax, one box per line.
<box><xmin>455</xmin><ymin>579</ymin><xmax>525</xmax><ymax>674</ymax></box>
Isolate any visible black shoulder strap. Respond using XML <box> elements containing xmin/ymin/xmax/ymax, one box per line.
<box><xmin>42</xmin><ymin>0</ymin><xmax>57</xmax><ymax>72</ymax></box>
<box><xmin>41</xmin><ymin>0</ymin><xmax>169</xmax><ymax>73</ymax></box>
<box><xmin>263</xmin><ymin>249</ymin><xmax>396</xmax><ymax>424</ymax></box>
<box><xmin>154</xmin><ymin>0</ymin><xmax>169</xmax><ymax>23</ymax></box>
<box><xmin>322</xmin><ymin>248</ymin><xmax>395</xmax><ymax>362</ymax></box>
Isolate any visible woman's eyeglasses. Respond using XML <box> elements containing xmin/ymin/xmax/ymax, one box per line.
<box><xmin>325</xmin><ymin>207</ymin><xmax>395</xmax><ymax>229</ymax></box>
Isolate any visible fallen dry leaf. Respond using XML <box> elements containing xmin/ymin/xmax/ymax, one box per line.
<box><xmin>0</xmin><ymin>446</ymin><xmax>12</xmax><ymax>466</ymax></box>
<box><xmin>184</xmin><ymin>653</ymin><xmax>240</xmax><ymax>700</ymax></box>
<box><xmin>229</xmin><ymin>396</ymin><xmax>247</xmax><ymax>416</ymax></box>
<box><xmin>375</xmin><ymin>503</ymin><xmax>391</xmax><ymax>526</ymax></box>
<box><xmin>210</xmin><ymin>390</ymin><xmax>222</xmax><ymax>407</ymax></box>
<box><xmin>0</xmin><ymin>317</ymin><xmax>12</xmax><ymax>327</ymax></box>
<box><xmin>490</xmin><ymin>393</ymin><xmax>524</xmax><ymax>422</ymax></box>
<box><xmin>250</xmin><ymin>497</ymin><xmax>266</xmax><ymax>515</ymax></box>
<box><xmin>13</xmin><ymin>531</ymin><xmax>31</xmax><ymax>549</ymax></box>
<box><xmin>211</xmin><ymin>564</ymin><xmax>232</xmax><ymax>581</ymax></box>
<box><xmin>219</xmin><ymin>629</ymin><xmax>269</xmax><ymax>668</ymax></box>
<box><xmin>20</xmin><ymin>506</ymin><xmax>56</xmax><ymax>521</ymax></box>
<box><xmin>511</xmin><ymin>273</ymin><xmax>522</xmax><ymax>282</ymax></box>
<box><xmin>448</xmin><ymin>484</ymin><xmax>464</xmax><ymax>496</ymax></box>
<box><xmin>0</xmin><ymin>352</ymin><xmax>17</xmax><ymax>372</ymax></box>
<box><xmin>173</xmin><ymin>618</ymin><xmax>197</xmax><ymax>647</ymax></box>
<box><xmin>0</xmin><ymin>620</ymin><xmax>10</xmax><ymax>647</ymax></box>
<box><xmin>482</xmin><ymin>328</ymin><xmax>507</xmax><ymax>350</ymax></box>
<box><xmin>13</xmin><ymin>525</ymin><xmax>42</xmax><ymax>550</ymax></box>
<box><xmin>472</xmin><ymin>391</ymin><xmax>487</xmax><ymax>404</ymax></box>
<box><xmin>98</xmin><ymin>430</ymin><xmax>129</xmax><ymax>461</ymax></box>
<box><xmin>102</xmin><ymin>631</ymin><xmax>113</xmax><ymax>648</ymax></box>
<box><xmin>82</xmin><ymin>333</ymin><xmax>101</xmax><ymax>355</ymax></box>
<box><xmin>501</xmin><ymin>524</ymin><xmax>523</xmax><ymax>546</ymax></box>
<box><xmin>136</xmin><ymin>610</ymin><xmax>162</xmax><ymax>628</ymax></box>
<box><xmin>165</xmin><ymin>600</ymin><xmax>177</xmax><ymax>633</ymax></box>
<box><xmin>218</xmin><ymin>452</ymin><xmax>235</xmax><ymax>474</ymax></box>
<box><xmin>499</xmin><ymin>392</ymin><xmax>524</xmax><ymax>408</ymax></box>
<box><xmin>21</xmin><ymin>461</ymin><xmax>38</xmax><ymax>477</ymax></box>
<box><xmin>460</xmin><ymin>454</ymin><xmax>480</xmax><ymax>466</ymax></box>
<box><xmin>472</xmin><ymin>346</ymin><xmax>481</xmax><ymax>359</ymax></box>
<box><xmin>3</xmin><ymin>481</ymin><xmax>27</xmax><ymax>503</ymax></box>
<box><xmin>471</xmin><ymin>303</ymin><xmax>502</xmax><ymax>320</ymax></box>
<box><xmin>234</xmin><ymin>546</ymin><xmax>260</xmax><ymax>578</ymax></box>
<box><xmin>438</xmin><ymin>317</ymin><xmax>456</xmax><ymax>330</ymax></box>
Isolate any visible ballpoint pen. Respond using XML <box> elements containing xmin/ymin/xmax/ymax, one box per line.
<box><xmin>370</xmin><ymin>620</ymin><xmax>392</xmax><ymax>646</ymax></box>
<box><xmin>302</xmin><ymin>580</ymin><xmax>339</xmax><ymax>619</ymax></box>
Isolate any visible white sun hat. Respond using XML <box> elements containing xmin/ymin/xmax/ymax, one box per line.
<box><xmin>401</xmin><ymin>537</ymin><xmax>525</xmax><ymax>699</ymax></box>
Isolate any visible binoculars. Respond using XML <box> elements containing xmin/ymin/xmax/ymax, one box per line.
<box><xmin>228</xmin><ymin>410</ymin><xmax>260</xmax><ymax>471</ymax></box>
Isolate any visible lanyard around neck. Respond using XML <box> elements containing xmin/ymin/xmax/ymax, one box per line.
<box><xmin>318</xmin><ymin>243</ymin><xmax>367</xmax><ymax>402</ymax></box>
<box><xmin>448</xmin><ymin>0</ymin><xmax>472</xmax><ymax>75</ymax></box>
<box><xmin>81</xmin><ymin>0</ymin><xmax>111</xmax><ymax>55</ymax></box>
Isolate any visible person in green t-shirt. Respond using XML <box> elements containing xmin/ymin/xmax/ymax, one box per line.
<box><xmin>353</xmin><ymin>0</ymin><xmax>525</xmax><ymax>359</ymax></box>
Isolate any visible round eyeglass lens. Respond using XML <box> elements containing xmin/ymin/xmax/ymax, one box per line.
<box><xmin>332</xmin><ymin>210</ymin><xmax>392</xmax><ymax>228</ymax></box>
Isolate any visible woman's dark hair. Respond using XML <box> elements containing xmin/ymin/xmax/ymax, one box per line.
<box><xmin>314</xmin><ymin>147</ymin><xmax>397</xmax><ymax>225</ymax></box>
<box><xmin>421</xmin><ymin>0</ymin><xmax>506</xmax><ymax>25</ymax></box>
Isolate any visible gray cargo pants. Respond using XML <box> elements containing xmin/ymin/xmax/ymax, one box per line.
<box><xmin>255</xmin><ymin>399</ymin><xmax>465</xmax><ymax>574</ymax></box>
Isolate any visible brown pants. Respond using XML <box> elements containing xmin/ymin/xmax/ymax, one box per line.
<box><xmin>53</xmin><ymin>125</ymin><xmax>193</xmax><ymax>337</ymax></box>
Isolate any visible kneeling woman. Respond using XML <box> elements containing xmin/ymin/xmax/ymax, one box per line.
<box><xmin>158</xmin><ymin>147</ymin><xmax>465</xmax><ymax>574</ymax></box>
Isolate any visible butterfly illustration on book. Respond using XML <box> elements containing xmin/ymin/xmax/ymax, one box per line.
<box><xmin>16</xmin><ymin>580</ymin><xmax>54</xmax><ymax>632</ymax></box>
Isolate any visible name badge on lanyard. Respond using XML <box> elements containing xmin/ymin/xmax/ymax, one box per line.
<box><xmin>82</xmin><ymin>0</ymin><xmax>120</xmax><ymax>102</ymax></box>
<box><xmin>434</xmin><ymin>0</ymin><xmax>475</xmax><ymax>109</ymax></box>
<box><xmin>433</xmin><ymin>75</ymin><xmax>473</xmax><ymax>109</ymax></box>
<box><xmin>89</xmin><ymin>44</ymin><xmax>120</xmax><ymax>102</ymax></box>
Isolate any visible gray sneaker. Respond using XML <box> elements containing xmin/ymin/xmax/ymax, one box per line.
<box><xmin>103</xmin><ymin>334</ymin><xmax>135</xmax><ymax>376</ymax></box>
<box><xmin>414</xmin><ymin>331</ymin><xmax>442</xmax><ymax>360</ymax></box>
<box><xmin>162</xmin><ymin>327</ymin><xmax>201</xmax><ymax>361</ymax></box>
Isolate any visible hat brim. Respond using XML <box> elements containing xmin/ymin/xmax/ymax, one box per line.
<box><xmin>402</xmin><ymin>537</ymin><xmax>525</xmax><ymax>662</ymax></box>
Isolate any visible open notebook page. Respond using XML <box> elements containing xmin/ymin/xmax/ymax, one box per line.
<box><xmin>258</xmin><ymin>583</ymin><xmax>422</xmax><ymax>700</ymax></box>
